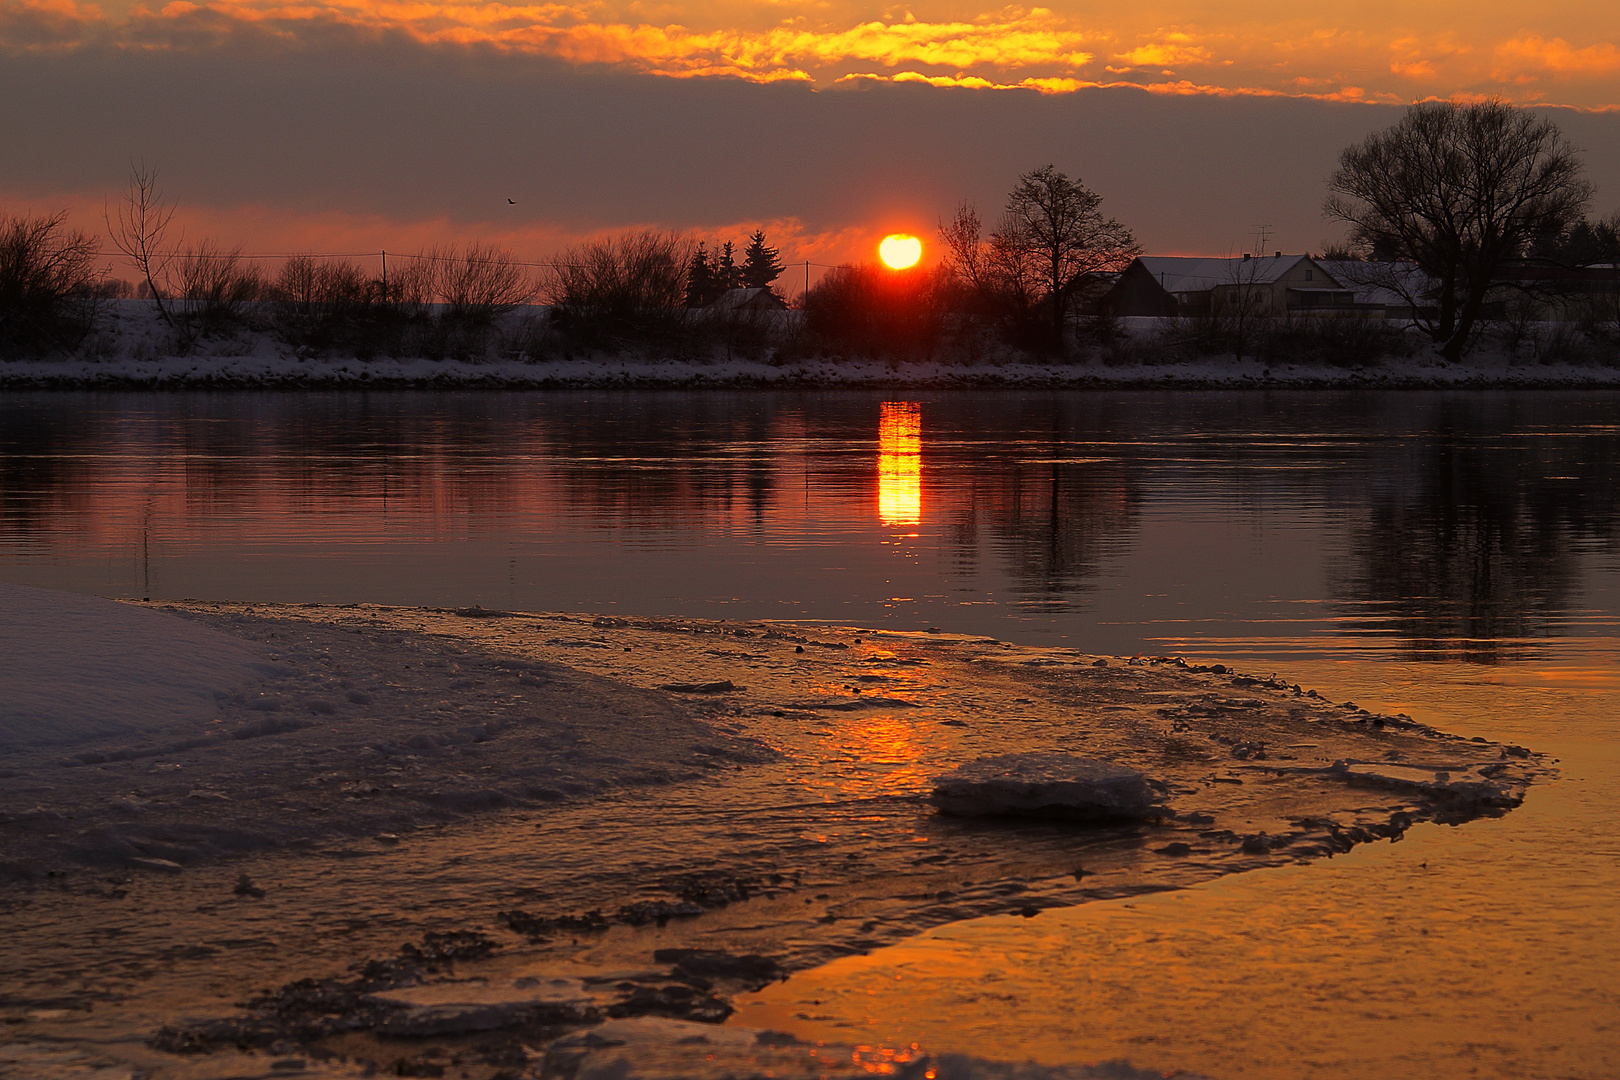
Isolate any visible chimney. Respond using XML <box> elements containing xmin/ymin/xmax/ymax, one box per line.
<box><xmin>1242</xmin><ymin>253</ymin><xmax>1251</xmax><ymax>261</ymax></box>
<box><xmin>1274</xmin><ymin>251</ymin><xmax>1282</xmax><ymax>258</ymax></box>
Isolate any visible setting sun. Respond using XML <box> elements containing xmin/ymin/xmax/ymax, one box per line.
<box><xmin>879</xmin><ymin>234</ymin><xmax>922</xmax><ymax>270</ymax></box>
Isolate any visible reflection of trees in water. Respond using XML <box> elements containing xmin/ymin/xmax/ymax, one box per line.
<box><xmin>0</xmin><ymin>398</ymin><xmax>106</xmax><ymax>539</ymax></box>
<box><xmin>970</xmin><ymin>460</ymin><xmax>1138</xmax><ymax>609</ymax></box>
<box><xmin>534</xmin><ymin>394</ymin><xmax>780</xmax><ymax>530</ymax></box>
<box><xmin>924</xmin><ymin>397</ymin><xmax>1143</xmax><ymax>609</ymax></box>
<box><xmin>1334</xmin><ymin>398</ymin><xmax>1620</xmax><ymax>663</ymax></box>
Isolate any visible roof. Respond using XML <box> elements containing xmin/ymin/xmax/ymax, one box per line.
<box><xmin>1315</xmin><ymin>260</ymin><xmax>1430</xmax><ymax>307</ymax></box>
<box><xmin>707</xmin><ymin>287</ymin><xmax>785</xmax><ymax>311</ymax></box>
<box><xmin>1134</xmin><ymin>254</ymin><xmax>1316</xmax><ymax>294</ymax></box>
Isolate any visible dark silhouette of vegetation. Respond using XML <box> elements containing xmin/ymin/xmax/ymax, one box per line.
<box><xmin>741</xmin><ymin>230</ymin><xmax>785</xmax><ymax>290</ymax></box>
<box><xmin>106</xmin><ymin>162</ymin><xmax>176</xmax><ymax>325</ymax></box>
<box><xmin>544</xmin><ymin>230</ymin><xmax>694</xmax><ymax>347</ymax></box>
<box><xmin>804</xmin><ymin>263</ymin><xmax>946</xmax><ymax>358</ymax></box>
<box><xmin>683</xmin><ymin>230</ymin><xmax>786</xmax><ymax>307</ymax></box>
<box><xmin>941</xmin><ymin>165</ymin><xmax>1139</xmax><ymax>353</ymax></box>
<box><xmin>1326</xmin><ymin>100</ymin><xmax>1592</xmax><ymax>362</ymax></box>
<box><xmin>685</xmin><ymin>243</ymin><xmax>718</xmax><ymax>308</ymax></box>
<box><xmin>0</xmin><ymin>210</ymin><xmax>104</xmax><ymax>356</ymax></box>
<box><xmin>171</xmin><ymin>240</ymin><xmax>264</xmax><ymax>339</ymax></box>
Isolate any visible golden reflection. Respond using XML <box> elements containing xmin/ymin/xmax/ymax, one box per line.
<box><xmin>878</xmin><ymin>401</ymin><xmax>921</xmax><ymax>526</ymax></box>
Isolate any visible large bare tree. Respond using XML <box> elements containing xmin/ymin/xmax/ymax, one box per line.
<box><xmin>942</xmin><ymin>166</ymin><xmax>1139</xmax><ymax>352</ymax></box>
<box><xmin>1326</xmin><ymin>100</ymin><xmax>1591</xmax><ymax>362</ymax></box>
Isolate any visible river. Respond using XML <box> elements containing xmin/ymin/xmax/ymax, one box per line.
<box><xmin>2</xmin><ymin>388</ymin><xmax>1616</xmax><ymax>1078</ymax></box>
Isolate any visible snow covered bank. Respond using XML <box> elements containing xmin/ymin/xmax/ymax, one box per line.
<box><xmin>3</xmin><ymin>302</ymin><xmax>1619</xmax><ymax>388</ymax></box>
<box><xmin>11</xmin><ymin>351</ymin><xmax>1620</xmax><ymax>388</ymax></box>
<box><xmin>0</xmin><ymin>584</ymin><xmax>272</xmax><ymax>751</ymax></box>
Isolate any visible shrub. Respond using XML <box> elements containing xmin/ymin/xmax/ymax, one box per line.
<box><xmin>271</xmin><ymin>256</ymin><xmax>384</xmax><ymax>354</ymax></box>
<box><xmin>804</xmin><ymin>263</ymin><xmax>946</xmax><ymax>358</ymax></box>
<box><xmin>0</xmin><ymin>210</ymin><xmax>104</xmax><ymax>356</ymax></box>
<box><xmin>171</xmin><ymin>241</ymin><xmax>263</xmax><ymax>338</ymax></box>
<box><xmin>543</xmin><ymin>230</ymin><xmax>693</xmax><ymax>348</ymax></box>
<box><xmin>434</xmin><ymin>243</ymin><xmax>534</xmax><ymax>324</ymax></box>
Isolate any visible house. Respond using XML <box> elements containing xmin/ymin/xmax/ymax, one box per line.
<box><xmin>706</xmin><ymin>287</ymin><xmax>787</xmax><ymax>313</ymax></box>
<box><xmin>1316</xmin><ymin>260</ymin><xmax>1434</xmax><ymax>321</ymax></box>
<box><xmin>1101</xmin><ymin>254</ymin><xmax>1355</xmax><ymax>318</ymax></box>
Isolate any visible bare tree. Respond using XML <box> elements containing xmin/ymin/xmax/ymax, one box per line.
<box><xmin>0</xmin><ymin>209</ymin><xmax>105</xmax><ymax>354</ymax></box>
<box><xmin>105</xmin><ymin>162</ymin><xmax>178</xmax><ymax>324</ymax></box>
<box><xmin>435</xmin><ymin>243</ymin><xmax>534</xmax><ymax>322</ymax></box>
<box><xmin>545</xmin><ymin>231</ymin><xmax>693</xmax><ymax>318</ymax></box>
<box><xmin>1326</xmin><ymin>100</ymin><xmax>1591</xmax><ymax>362</ymax></box>
<box><xmin>941</xmin><ymin>168</ymin><xmax>1139</xmax><ymax>352</ymax></box>
<box><xmin>999</xmin><ymin>165</ymin><xmax>1140</xmax><ymax>351</ymax></box>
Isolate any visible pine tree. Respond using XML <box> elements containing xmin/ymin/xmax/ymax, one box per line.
<box><xmin>742</xmin><ymin>230</ymin><xmax>785</xmax><ymax>290</ymax></box>
<box><xmin>716</xmin><ymin>242</ymin><xmax>740</xmax><ymax>292</ymax></box>
<box><xmin>684</xmin><ymin>243</ymin><xmax>714</xmax><ymax>308</ymax></box>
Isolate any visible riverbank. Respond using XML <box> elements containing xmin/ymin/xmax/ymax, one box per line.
<box><xmin>0</xmin><ymin>589</ymin><xmax>1547</xmax><ymax>1079</ymax></box>
<box><xmin>4</xmin><ymin>302</ymin><xmax>1620</xmax><ymax>388</ymax></box>
<box><xmin>11</xmin><ymin>351</ymin><xmax>1620</xmax><ymax>389</ymax></box>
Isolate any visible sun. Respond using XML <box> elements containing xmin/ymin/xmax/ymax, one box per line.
<box><xmin>879</xmin><ymin>234</ymin><xmax>922</xmax><ymax>270</ymax></box>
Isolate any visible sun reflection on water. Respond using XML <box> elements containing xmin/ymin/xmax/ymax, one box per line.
<box><xmin>878</xmin><ymin>402</ymin><xmax>921</xmax><ymax>526</ymax></box>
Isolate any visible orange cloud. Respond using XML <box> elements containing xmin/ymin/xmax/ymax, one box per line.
<box><xmin>1496</xmin><ymin>36</ymin><xmax>1620</xmax><ymax>77</ymax></box>
<box><xmin>3</xmin><ymin>0</ymin><xmax>1619</xmax><ymax>108</ymax></box>
<box><xmin>1111</xmin><ymin>32</ymin><xmax>1211</xmax><ymax>71</ymax></box>
<box><xmin>0</xmin><ymin>0</ymin><xmax>103</xmax><ymax>50</ymax></box>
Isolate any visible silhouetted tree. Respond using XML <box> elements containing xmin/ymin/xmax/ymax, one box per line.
<box><xmin>941</xmin><ymin>166</ymin><xmax>1139</xmax><ymax>352</ymax></box>
<box><xmin>105</xmin><ymin>161</ymin><xmax>177</xmax><ymax>325</ymax></box>
<box><xmin>716</xmin><ymin>242</ymin><xmax>741</xmax><ymax>291</ymax></box>
<box><xmin>804</xmin><ymin>263</ymin><xmax>946</xmax><ymax>358</ymax></box>
<box><xmin>1326</xmin><ymin>100</ymin><xmax>1591</xmax><ymax>362</ymax></box>
<box><xmin>1530</xmin><ymin>211</ymin><xmax>1620</xmax><ymax>266</ymax></box>
<box><xmin>0</xmin><ymin>209</ymin><xmax>104</xmax><ymax>355</ymax></box>
<box><xmin>684</xmin><ymin>243</ymin><xmax>716</xmax><ymax>307</ymax></box>
<box><xmin>741</xmin><ymin>230</ymin><xmax>785</xmax><ymax>291</ymax></box>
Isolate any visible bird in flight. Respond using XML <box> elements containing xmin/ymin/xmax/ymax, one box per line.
<box><xmin>507</xmin><ymin>199</ymin><xmax>516</xmax><ymax>205</ymax></box>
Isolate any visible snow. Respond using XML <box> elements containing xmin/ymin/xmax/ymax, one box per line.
<box><xmin>0</xmin><ymin>584</ymin><xmax>272</xmax><ymax>751</ymax></box>
<box><xmin>930</xmin><ymin>752</ymin><xmax>1164</xmax><ymax>821</ymax></box>
<box><xmin>2</xmin><ymin>300</ymin><xmax>1617</xmax><ymax>387</ymax></box>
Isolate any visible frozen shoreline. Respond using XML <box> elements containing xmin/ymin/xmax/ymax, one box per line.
<box><xmin>0</xmin><ymin>592</ymin><xmax>1551</xmax><ymax>1079</ymax></box>
<box><xmin>7</xmin><ymin>352</ymin><xmax>1620</xmax><ymax>390</ymax></box>
<box><xmin>4</xmin><ymin>301</ymin><xmax>1619</xmax><ymax>389</ymax></box>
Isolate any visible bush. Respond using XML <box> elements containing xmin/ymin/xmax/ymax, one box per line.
<box><xmin>543</xmin><ymin>230</ymin><xmax>693</xmax><ymax>348</ymax></box>
<box><xmin>435</xmin><ymin>243</ymin><xmax>534</xmax><ymax>324</ymax></box>
<box><xmin>170</xmin><ymin>241</ymin><xmax>264</xmax><ymax>339</ymax></box>
<box><xmin>804</xmin><ymin>263</ymin><xmax>946</xmax><ymax>358</ymax></box>
<box><xmin>271</xmin><ymin>256</ymin><xmax>384</xmax><ymax>354</ymax></box>
<box><xmin>0</xmin><ymin>210</ymin><xmax>104</xmax><ymax>356</ymax></box>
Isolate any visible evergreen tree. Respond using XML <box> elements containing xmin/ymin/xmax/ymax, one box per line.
<box><xmin>742</xmin><ymin>230</ymin><xmax>785</xmax><ymax>290</ymax></box>
<box><xmin>684</xmin><ymin>243</ymin><xmax>714</xmax><ymax>307</ymax></box>
<box><xmin>716</xmin><ymin>242</ymin><xmax>740</xmax><ymax>292</ymax></box>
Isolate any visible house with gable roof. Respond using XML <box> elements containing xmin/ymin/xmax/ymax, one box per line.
<box><xmin>1100</xmin><ymin>253</ymin><xmax>1356</xmax><ymax>318</ymax></box>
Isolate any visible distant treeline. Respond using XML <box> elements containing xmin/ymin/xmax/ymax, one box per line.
<box><xmin>6</xmin><ymin>100</ymin><xmax>1620</xmax><ymax>368</ymax></box>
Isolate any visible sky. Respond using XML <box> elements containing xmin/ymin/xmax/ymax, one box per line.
<box><xmin>3</xmin><ymin>0</ymin><xmax>1619</xmax><ymax>268</ymax></box>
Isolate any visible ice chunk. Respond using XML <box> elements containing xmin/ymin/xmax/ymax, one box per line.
<box><xmin>931</xmin><ymin>752</ymin><xmax>1163</xmax><ymax>821</ymax></box>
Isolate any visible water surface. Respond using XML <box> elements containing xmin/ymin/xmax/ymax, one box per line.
<box><xmin>2</xmin><ymin>388</ymin><xmax>1617</xmax><ymax>1078</ymax></box>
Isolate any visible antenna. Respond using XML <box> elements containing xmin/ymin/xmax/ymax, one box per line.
<box><xmin>1251</xmin><ymin>225</ymin><xmax>1273</xmax><ymax>257</ymax></box>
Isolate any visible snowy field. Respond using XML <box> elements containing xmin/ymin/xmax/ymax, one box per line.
<box><xmin>0</xmin><ymin>588</ymin><xmax>1547</xmax><ymax>1078</ymax></box>
<box><xmin>3</xmin><ymin>302</ymin><xmax>1618</xmax><ymax>388</ymax></box>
